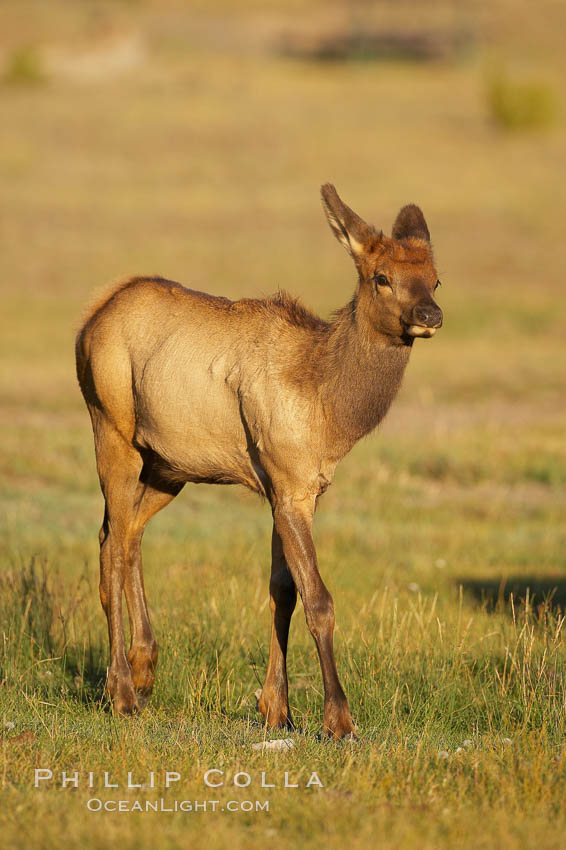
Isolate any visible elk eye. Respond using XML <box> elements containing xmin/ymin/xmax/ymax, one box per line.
<box><xmin>435</xmin><ymin>279</ymin><xmax>442</xmax><ymax>291</ymax></box>
<box><xmin>374</xmin><ymin>273</ymin><xmax>390</xmax><ymax>288</ymax></box>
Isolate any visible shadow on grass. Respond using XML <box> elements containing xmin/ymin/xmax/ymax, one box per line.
<box><xmin>459</xmin><ymin>575</ymin><xmax>566</xmax><ymax>612</ymax></box>
<box><xmin>0</xmin><ymin>558</ymin><xmax>108</xmax><ymax>707</ymax></box>
<box><xmin>63</xmin><ymin>640</ymin><xmax>108</xmax><ymax>706</ymax></box>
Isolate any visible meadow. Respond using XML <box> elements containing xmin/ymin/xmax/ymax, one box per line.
<box><xmin>1</xmin><ymin>1</ymin><xmax>566</xmax><ymax>848</ymax></box>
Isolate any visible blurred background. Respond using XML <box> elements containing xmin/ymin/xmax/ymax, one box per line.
<box><xmin>0</xmin><ymin>0</ymin><xmax>565</xmax><ymax>597</ymax></box>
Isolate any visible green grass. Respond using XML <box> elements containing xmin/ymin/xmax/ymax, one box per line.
<box><xmin>1</xmin><ymin>1</ymin><xmax>566</xmax><ymax>848</ymax></box>
<box><xmin>2</xmin><ymin>560</ymin><xmax>566</xmax><ymax>849</ymax></box>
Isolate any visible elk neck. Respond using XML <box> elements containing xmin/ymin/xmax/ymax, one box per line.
<box><xmin>313</xmin><ymin>294</ymin><xmax>412</xmax><ymax>452</ymax></box>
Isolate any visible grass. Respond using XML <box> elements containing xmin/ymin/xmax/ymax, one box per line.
<box><xmin>2</xmin><ymin>561</ymin><xmax>566</xmax><ymax>849</ymax></box>
<box><xmin>1</xmin><ymin>1</ymin><xmax>566</xmax><ymax>848</ymax></box>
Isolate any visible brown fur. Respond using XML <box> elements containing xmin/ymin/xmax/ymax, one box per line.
<box><xmin>75</xmin><ymin>185</ymin><xmax>443</xmax><ymax>738</ymax></box>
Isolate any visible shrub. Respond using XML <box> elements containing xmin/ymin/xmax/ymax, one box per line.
<box><xmin>486</xmin><ymin>68</ymin><xmax>556</xmax><ymax>131</ymax></box>
<box><xmin>2</xmin><ymin>46</ymin><xmax>45</xmax><ymax>86</ymax></box>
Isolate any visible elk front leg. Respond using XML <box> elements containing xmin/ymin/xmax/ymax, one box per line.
<box><xmin>257</xmin><ymin>526</ymin><xmax>297</xmax><ymax>728</ymax></box>
<box><xmin>272</xmin><ymin>495</ymin><xmax>355</xmax><ymax>739</ymax></box>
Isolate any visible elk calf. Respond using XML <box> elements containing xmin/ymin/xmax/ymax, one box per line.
<box><xmin>75</xmin><ymin>185</ymin><xmax>442</xmax><ymax>738</ymax></box>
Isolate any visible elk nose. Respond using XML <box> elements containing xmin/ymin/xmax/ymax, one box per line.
<box><xmin>412</xmin><ymin>303</ymin><xmax>443</xmax><ymax>328</ymax></box>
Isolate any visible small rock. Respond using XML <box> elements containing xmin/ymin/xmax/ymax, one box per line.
<box><xmin>252</xmin><ymin>738</ymin><xmax>295</xmax><ymax>752</ymax></box>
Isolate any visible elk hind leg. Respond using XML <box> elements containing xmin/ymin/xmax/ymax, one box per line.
<box><xmin>96</xmin><ymin>422</ymin><xmax>144</xmax><ymax>715</ymax></box>
<box><xmin>125</xmin><ymin>464</ymin><xmax>183</xmax><ymax>708</ymax></box>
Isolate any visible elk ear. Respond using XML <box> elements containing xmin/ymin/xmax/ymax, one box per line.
<box><xmin>392</xmin><ymin>204</ymin><xmax>430</xmax><ymax>242</ymax></box>
<box><xmin>321</xmin><ymin>183</ymin><xmax>376</xmax><ymax>261</ymax></box>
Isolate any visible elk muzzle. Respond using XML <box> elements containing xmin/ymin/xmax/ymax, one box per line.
<box><xmin>406</xmin><ymin>301</ymin><xmax>443</xmax><ymax>338</ymax></box>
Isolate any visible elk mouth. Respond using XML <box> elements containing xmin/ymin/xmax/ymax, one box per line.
<box><xmin>406</xmin><ymin>324</ymin><xmax>438</xmax><ymax>338</ymax></box>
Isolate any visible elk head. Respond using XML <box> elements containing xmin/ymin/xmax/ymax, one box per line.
<box><xmin>321</xmin><ymin>184</ymin><xmax>443</xmax><ymax>343</ymax></box>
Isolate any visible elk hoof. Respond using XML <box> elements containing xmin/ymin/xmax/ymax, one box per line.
<box><xmin>128</xmin><ymin>646</ymin><xmax>157</xmax><ymax>711</ymax></box>
<box><xmin>107</xmin><ymin>669</ymin><xmax>138</xmax><ymax>715</ymax></box>
<box><xmin>324</xmin><ymin>723</ymin><xmax>358</xmax><ymax>741</ymax></box>
<box><xmin>110</xmin><ymin>688</ymin><xmax>139</xmax><ymax>716</ymax></box>
<box><xmin>255</xmin><ymin>688</ymin><xmax>294</xmax><ymax>730</ymax></box>
<box><xmin>323</xmin><ymin>705</ymin><xmax>357</xmax><ymax>740</ymax></box>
